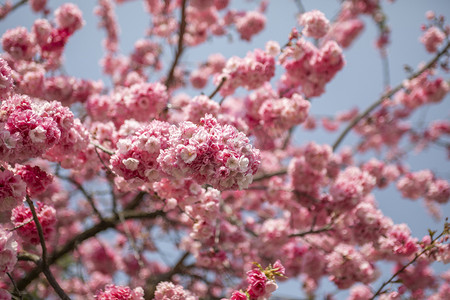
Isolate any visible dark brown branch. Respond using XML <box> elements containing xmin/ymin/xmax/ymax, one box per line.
<box><xmin>17</xmin><ymin>207</ymin><xmax>164</xmax><ymax>291</ymax></box>
<box><xmin>164</xmin><ymin>0</ymin><xmax>188</xmax><ymax>88</ymax></box>
<box><xmin>332</xmin><ymin>40</ymin><xmax>450</xmax><ymax>151</ymax></box>
<box><xmin>209</xmin><ymin>77</ymin><xmax>226</xmax><ymax>99</ymax></box>
<box><xmin>253</xmin><ymin>169</ymin><xmax>288</xmax><ymax>182</ymax></box>
<box><xmin>288</xmin><ymin>223</ymin><xmax>334</xmax><ymax>238</ymax></box>
<box><xmin>25</xmin><ymin>197</ymin><xmax>70</xmax><ymax>300</ymax></box>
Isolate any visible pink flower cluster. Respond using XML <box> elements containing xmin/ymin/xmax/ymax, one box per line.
<box><xmin>190</xmin><ymin>53</ymin><xmax>226</xmax><ymax>89</ymax></box>
<box><xmin>215</xmin><ymin>48</ymin><xmax>275</xmax><ymax>96</ymax></box>
<box><xmin>395</xmin><ymin>73</ymin><xmax>449</xmax><ymax>109</ymax></box>
<box><xmin>227</xmin><ymin>261</ymin><xmax>285</xmax><ymax>300</ymax></box>
<box><xmin>95</xmin><ymin>284</ymin><xmax>144</xmax><ymax>300</ymax></box>
<box><xmin>325</xmin><ymin>18</ymin><xmax>364</xmax><ymax>48</ymax></box>
<box><xmin>95</xmin><ymin>0</ymin><xmax>119</xmax><ymax>53</ymax></box>
<box><xmin>110</xmin><ymin>120</ymin><xmax>171</xmax><ymax>186</ymax></box>
<box><xmin>235</xmin><ymin>11</ymin><xmax>266</xmax><ymax>41</ymax></box>
<box><xmin>289</xmin><ymin>142</ymin><xmax>333</xmax><ymax>204</ymax></box>
<box><xmin>0</xmin><ymin>169</ymin><xmax>26</xmax><ymax>211</ymax></box>
<box><xmin>112</xmin><ymin>115</ymin><xmax>260</xmax><ymax>190</ymax></box>
<box><xmin>153</xmin><ymin>281</ymin><xmax>198</xmax><ymax>300</ymax></box>
<box><xmin>299</xmin><ymin>10</ymin><xmax>330</xmax><ymax>39</ymax></box>
<box><xmin>397</xmin><ymin>170</ymin><xmax>449</xmax><ymax>204</ymax></box>
<box><xmin>15</xmin><ymin>164</ymin><xmax>53</xmax><ymax>197</ymax></box>
<box><xmin>0</xmin><ymin>227</ymin><xmax>17</xmax><ymax>274</ymax></box>
<box><xmin>329</xmin><ymin>166</ymin><xmax>376</xmax><ymax>211</ymax></box>
<box><xmin>11</xmin><ymin>202</ymin><xmax>56</xmax><ymax>245</ymax></box>
<box><xmin>158</xmin><ymin>115</ymin><xmax>261</xmax><ymax>190</ymax></box>
<box><xmin>1</xmin><ymin>27</ymin><xmax>35</xmax><ymax>61</ymax></box>
<box><xmin>280</xmin><ymin>39</ymin><xmax>345</xmax><ymax>97</ymax></box>
<box><xmin>0</xmin><ymin>94</ymin><xmax>61</xmax><ymax>163</ymax></box>
<box><xmin>87</xmin><ymin>82</ymin><xmax>168</xmax><ymax>126</ymax></box>
<box><xmin>0</xmin><ymin>57</ymin><xmax>13</xmax><ymax>99</ymax></box>
<box><xmin>420</xmin><ymin>26</ymin><xmax>445</xmax><ymax>53</ymax></box>
<box><xmin>326</xmin><ymin>244</ymin><xmax>379</xmax><ymax>289</ymax></box>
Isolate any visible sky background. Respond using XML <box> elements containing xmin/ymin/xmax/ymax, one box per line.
<box><xmin>1</xmin><ymin>0</ymin><xmax>449</xmax><ymax>299</ymax></box>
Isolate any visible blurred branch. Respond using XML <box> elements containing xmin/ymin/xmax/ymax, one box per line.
<box><xmin>90</xmin><ymin>141</ymin><xmax>114</xmax><ymax>155</ymax></box>
<box><xmin>209</xmin><ymin>77</ymin><xmax>226</xmax><ymax>99</ymax></box>
<box><xmin>332</xmin><ymin>40</ymin><xmax>450</xmax><ymax>151</ymax></box>
<box><xmin>164</xmin><ymin>0</ymin><xmax>188</xmax><ymax>88</ymax></box>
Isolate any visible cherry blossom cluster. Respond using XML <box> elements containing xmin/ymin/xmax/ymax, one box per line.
<box><xmin>244</xmin><ymin>86</ymin><xmax>311</xmax><ymax>137</ymax></box>
<box><xmin>215</xmin><ymin>47</ymin><xmax>276</xmax><ymax>96</ymax></box>
<box><xmin>11</xmin><ymin>202</ymin><xmax>56</xmax><ymax>245</ymax></box>
<box><xmin>226</xmin><ymin>261</ymin><xmax>285</xmax><ymax>300</ymax></box>
<box><xmin>0</xmin><ymin>168</ymin><xmax>26</xmax><ymax>211</ymax></box>
<box><xmin>95</xmin><ymin>284</ymin><xmax>144</xmax><ymax>300</ymax></box>
<box><xmin>0</xmin><ymin>227</ymin><xmax>17</xmax><ymax>274</ymax></box>
<box><xmin>397</xmin><ymin>169</ymin><xmax>449</xmax><ymax>204</ymax></box>
<box><xmin>280</xmin><ymin>38</ymin><xmax>345</xmax><ymax>97</ymax></box>
<box><xmin>158</xmin><ymin>115</ymin><xmax>261</xmax><ymax>190</ymax></box>
<box><xmin>111</xmin><ymin>115</ymin><xmax>260</xmax><ymax>191</ymax></box>
<box><xmin>87</xmin><ymin>82</ymin><xmax>168</xmax><ymax>126</ymax></box>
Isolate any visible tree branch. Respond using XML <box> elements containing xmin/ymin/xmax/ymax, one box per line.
<box><xmin>17</xmin><ymin>206</ymin><xmax>164</xmax><ymax>291</ymax></box>
<box><xmin>164</xmin><ymin>0</ymin><xmax>188</xmax><ymax>88</ymax></box>
<box><xmin>209</xmin><ymin>77</ymin><xmax>226</xmax><ymax>99</ymax></box>
<box><xmin>25</xmin><ymin>196</ymin><xmax>70</xmax><ymax>300</ymax></box>
<box><xmin>332</xmin><ymin>40</ymin><xmax>450</xmax><ymax>151</ymax></box>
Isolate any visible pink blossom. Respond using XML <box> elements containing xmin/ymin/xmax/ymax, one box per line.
<box><xmin>153</xmin><ymin>281</ymin><xmax>198</xmax><ymax>300</ymax></box>
<box><xmin>15</xmin><ymin>165</ymin><xmax>53</xmax><ymax>197</ymax></box>
<box><xmin>235</xmin><ymin>11</ymin><xmax>266</xmax><ymax>41</ymax></box>
<box><xmin>0</xmin><ymin>227</ymin><xmax>17</xmax><ymax>274</ymax></box>
<box><xmin>54</xmin><ymin>3</ymin><xmax>84</xmax><ymax>34</ymax></box>
<box><xmin>29</xmin><ymin>0</ymin><xmax>47</xmax><ymax>12</ymax></box>
<box><xmin>0</xmin><ymin>57</ymin><xmax>13</xmax><ymax>99</ymax></box>
<box><xmin>0</xmin><ymin>169</ymin><xmax>26</xmax><ymax>211</ymax></box>
<box><xmin>1</xmin><ymin>27</ymin><xmax>35</xmax><ymax>60</ymax></box>
<box><xmin>95</xmin><ymin>284</ymin><xmax>144</xmax><ymax>300</ymax></box>
<box><xmin>11</xmin><ymin>202</ymin><xmax>56</xmax><ymax>245</ymax></box>
<box><xmin>420</xmin><ymin>26</ymin><xmax>445</xmax><ymax>53</ymax></box>
<box><xmin>299</xmin><ymin>10</ymin><xmax>330</xmax><ymax>39</ymax></box>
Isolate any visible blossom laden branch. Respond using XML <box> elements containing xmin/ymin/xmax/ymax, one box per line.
<box><xmin>17</xmin><ymin>202</ymin><xmax>164</xmax><ymax>291</ymax></box>
<box><xmin>332</xmin><ymin>40</ymin><xmax>450</xmax><ymax>151</ymax></box>
<box><xmin>370</xmin><ymin>220</ymin><xmax>449</xmax><ymax>299</ymax></box>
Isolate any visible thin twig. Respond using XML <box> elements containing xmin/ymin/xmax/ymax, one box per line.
<box><xmin>332</xmin><ymin>40</ymin><xmax>450</xmax><ymax>151</ymax></box>
<box><xmin>0</xmin><ymin>0</ymin><xmax>27</xmax><ymax>20</ymax></box>
<box><xmin>90</xmin><ymin>141</ymin><xmax>115</xmax><ymax>155</ymax></box>
<box><xmin>253</xmin><ymin>169</ymin><xmax>288</xmax><ymax>182</ymax></box>
<box><xmin>288</xmin><ymin>223</ymin><xmax>333</xmax><ymax>238</ymax></box>
<box><xmin>164</xmin><ymin>0</ymin><xmax>188</xmax><ymax>88</ymax></box>
<box><xmin>59</xmin><ymin>176</ymin><xmax>104</xmax><ymax>221</ymax></box>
